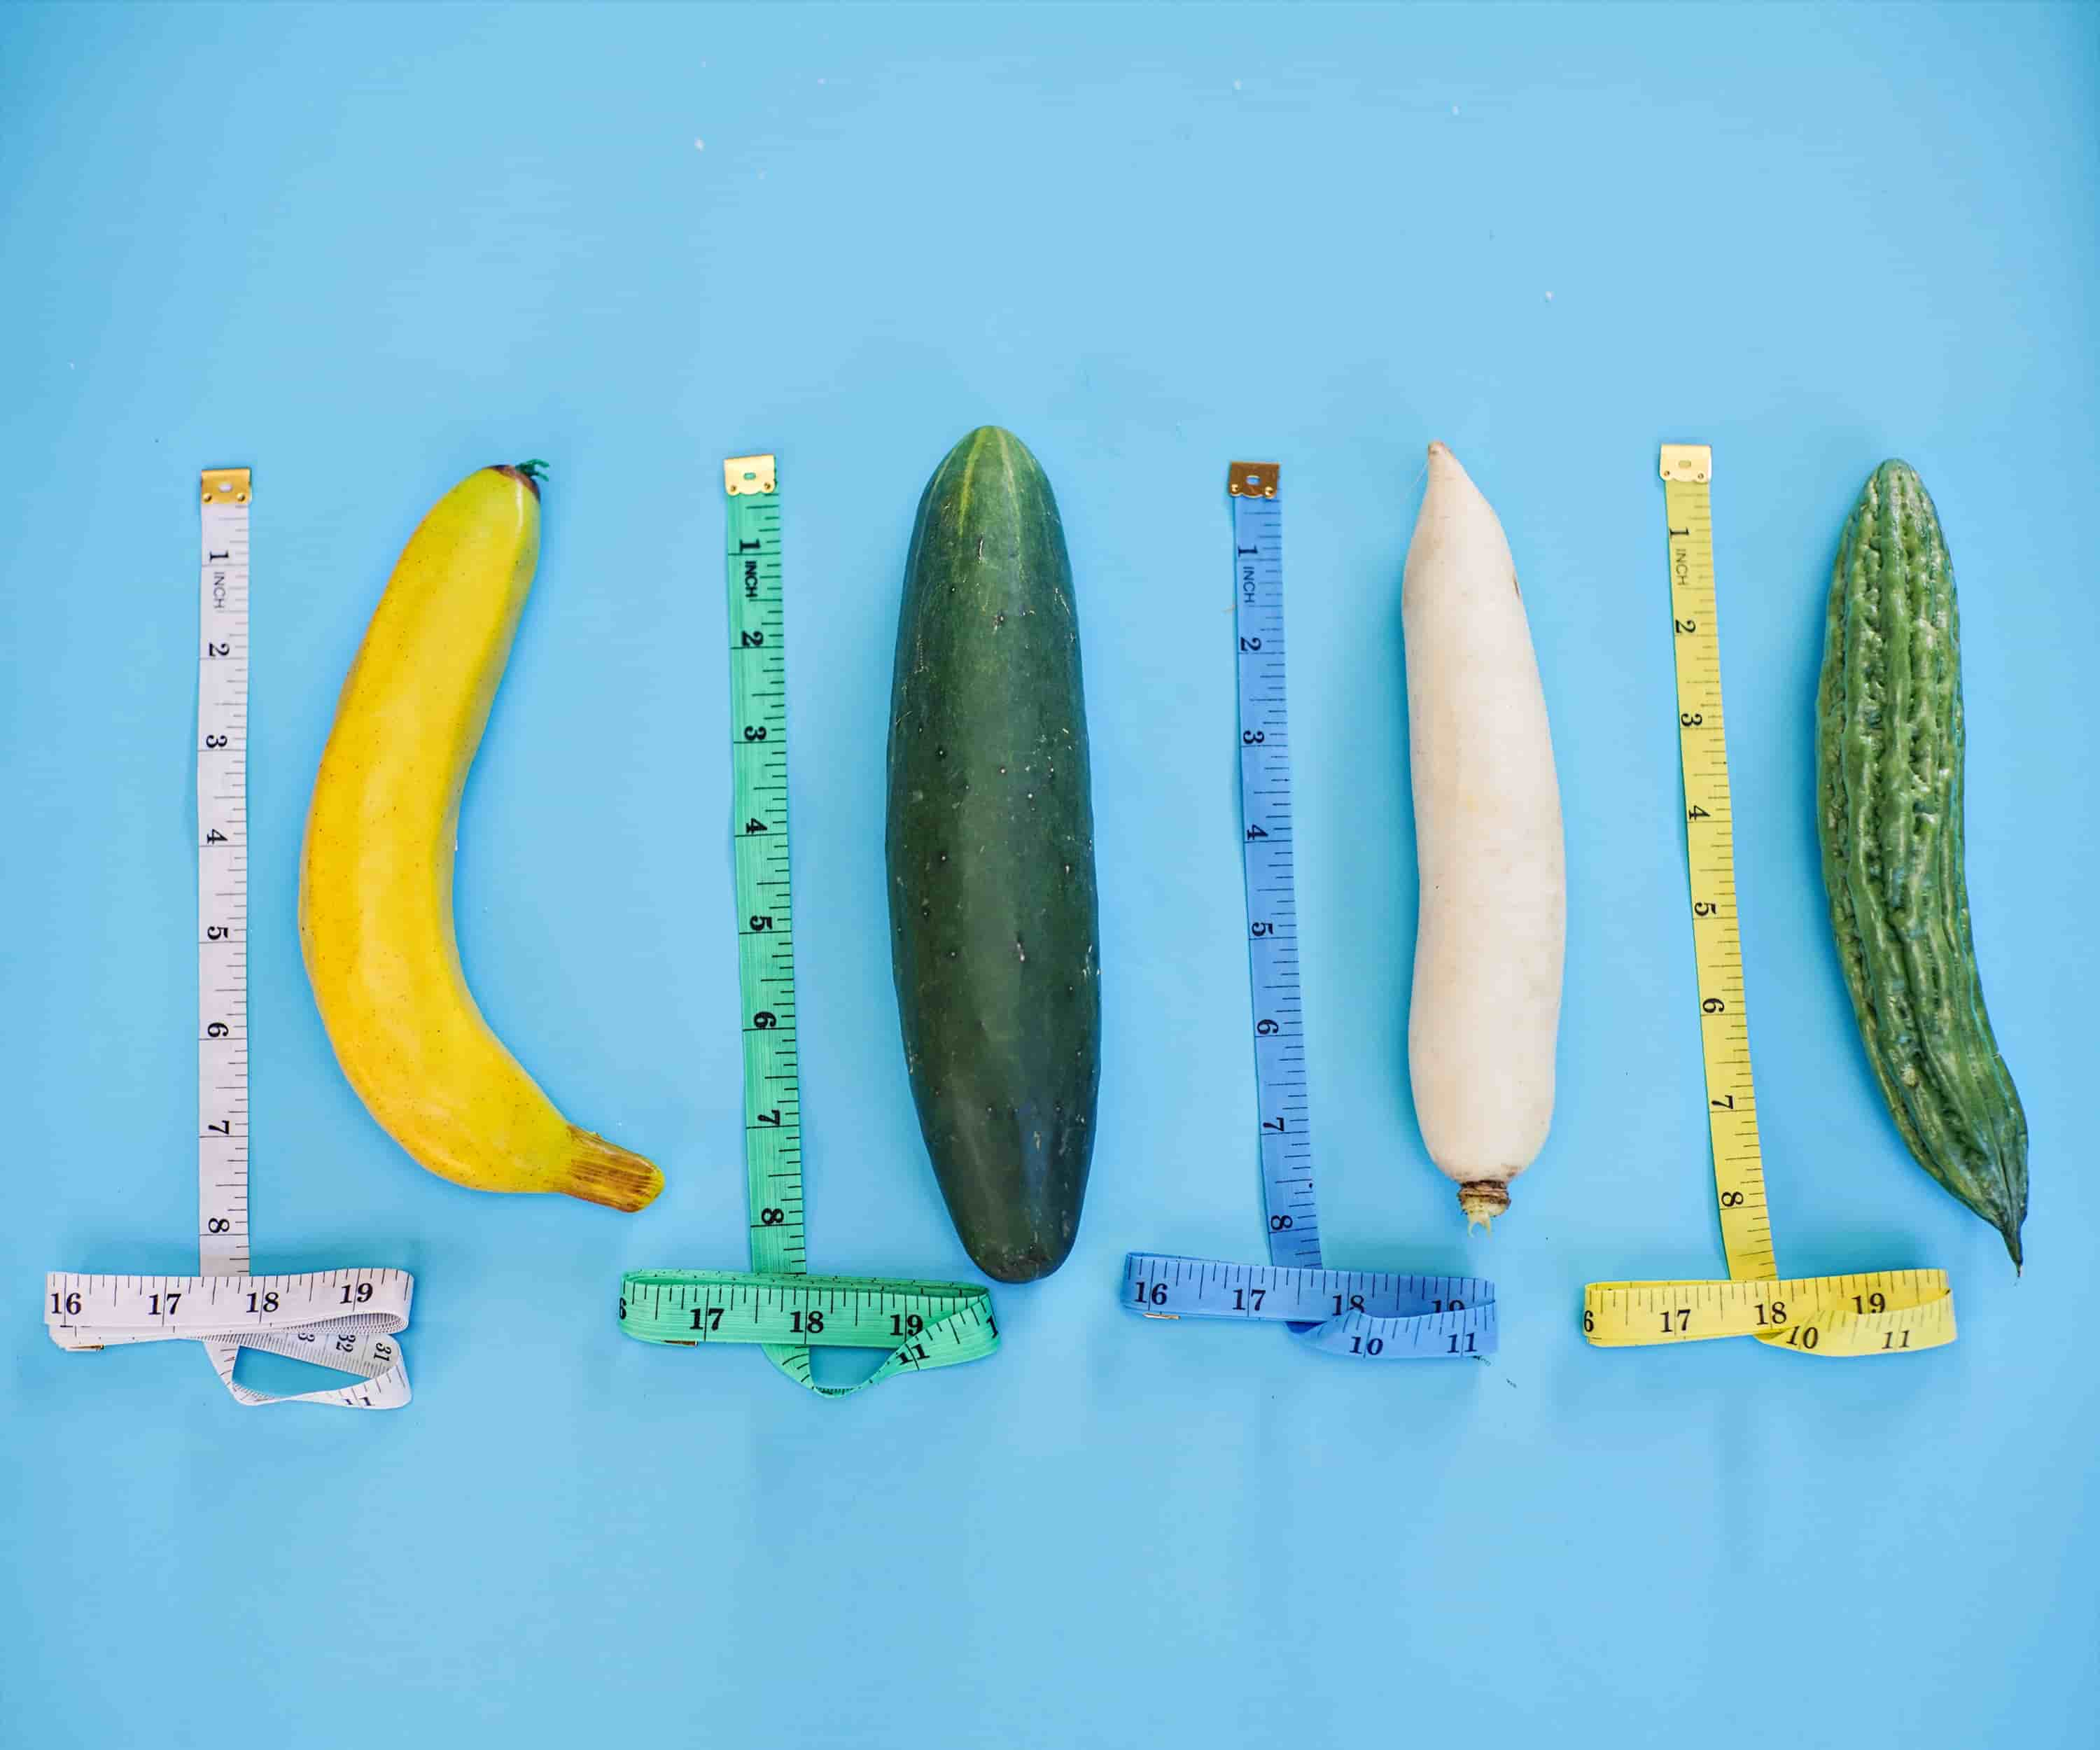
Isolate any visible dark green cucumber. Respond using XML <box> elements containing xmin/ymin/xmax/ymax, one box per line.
<box><xmin>885</xmin><ymin>427</ymin><xmax>1100</xmax><ymax>1282</ymax></box>
<box><xmin>1816</xmin><ymin>459</ymin><xmax>2027</xmax><ymax>1266</ymax></box>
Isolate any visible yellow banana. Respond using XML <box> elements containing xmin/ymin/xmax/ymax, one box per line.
<box><xmin>300</xmin><ymin>463</ymin><xmax>664</xmax><ymax>1212</ymax></box>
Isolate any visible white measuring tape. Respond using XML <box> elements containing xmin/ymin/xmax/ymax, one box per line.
<box><xmin>44</xmin><ymin>469</ymin><xmax>413</xmax><ymax>1408</ymax></box>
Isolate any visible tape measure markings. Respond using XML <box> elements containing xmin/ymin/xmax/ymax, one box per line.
<box><xmin>1578</xmin><ymin>446</ymin><xmax>1952</xmax><ymax>1356</ymax></box>
<box><xmin>1586</xmin><ymin>1270</ymin><xmax>1954</xmax><ymax>1357</ymax></box>
<box><xmin>725</xmin><ymin>472</ymin><xmax>814</xmax><ymax>1299</ymax></box>
<box><xmin>46</xmin><ymin>470</ymin><xmax>414</xmax><ymax>1408</ymax></box>
<box><xmin>622</xmin><ymin>1273</ymin><xmax>995</xmax><ymax>1378</ymax></box>
<box><xmin>617</xmin><ymin>454</ymin><xmax>999</xmax><ymax>1396</ymax></box>
<box><xmin>1125</xmin><ymin>1256</ymin><xmax>1494</xmax><ymax>1357</ymax></box>
<box><xmin>1122</xmin><ymin>461</ymin><xmax>1498</xmax><ymax>1360</ymax></box>
<box><xmin>1660</xmin><ymin>461</ymin><xmax>1775</xmax><ymax>1280</ymax></box>
<box><xmin>199</xmin><ymin>470</ymin><xmax>252</xmax><ymax>1296</ymax></box>
<box><xmin>48</xmin><ymin>1270</ymin><xmax>412</xmax><ymax>1371</ymax></box>
<box><xmin>1232</xmin><ymin>475</ymin><xmax>1321</xmax><ymax>1264</ymax></box>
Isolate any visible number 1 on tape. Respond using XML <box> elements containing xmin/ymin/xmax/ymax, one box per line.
<box><xmin>1120</xmin><ymin>462</ymin><xmax>1498</xmax><ymax>1360</ymax></box>
<box><xmin>44</xmin><ymin>470</ymin><xmax>413</xmax><ymax>1406</ymax></box>
<box><xmin>1580</xmin><ymin>446</ymin><xmax>1954</xmax><ymax>1357</ymax></box>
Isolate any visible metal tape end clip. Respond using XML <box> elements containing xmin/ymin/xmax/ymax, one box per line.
<box><xmin>1659</xmin><ymin>444</ymin><xmax>1712</xmax><ymax>484</ymax></box>
<box><xmin>201</xmin><ymin>468</ymin><xmax>251</xmax><ymax>505</ymax></box>
<box><xmin>1227</xmin><ymin>461</ymin><xmax>1280</xmax><ymax>498</ymax></box>
<box><xmin>724</xmin><ymin>454</ymin><xmax>777</xmax><ymax>496</ymax></box>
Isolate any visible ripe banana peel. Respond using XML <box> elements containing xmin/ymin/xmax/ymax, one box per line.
<box><xmin>300</xmin><ymin>463</ymin><xmax>663</xmax><ymax>1212</ymax></box>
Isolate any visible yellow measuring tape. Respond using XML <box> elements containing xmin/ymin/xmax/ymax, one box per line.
<box><xmin>1582</xmin><ymin>445</ymin><xmax>1955</xmax><ymax>1357</ymax></box>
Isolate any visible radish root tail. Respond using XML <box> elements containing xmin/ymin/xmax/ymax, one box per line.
<box><xmin>1457</xmin><ymin>1180</ymin><xmax>1510</xmax><ymax>1231</ymax></box>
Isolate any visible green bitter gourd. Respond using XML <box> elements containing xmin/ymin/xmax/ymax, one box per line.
<box><xmin>1816</xmin><ymin>459</ymin><xmax>2027</xmax><ymax>1266</ymax></box>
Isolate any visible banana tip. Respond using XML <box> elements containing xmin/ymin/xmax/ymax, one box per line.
<box><xmin>563</xmin><ymin>1126</ymin><xmax>664</xmax><ymax>1213</ymax></box>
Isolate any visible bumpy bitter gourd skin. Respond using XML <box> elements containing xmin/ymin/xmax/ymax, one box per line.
<box><xmin>1816</xmin><ymin>459</ymin><xmax>2026</xmax><ymax>1265</ymax></box>
<box><xmin>886</xmin><ymin>427</ymin><xmax>1101</xmax><ymax>1282</ymax></box>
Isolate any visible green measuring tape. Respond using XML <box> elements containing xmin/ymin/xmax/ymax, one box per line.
<box><xmin>618</xmin><ymin>454</ymin><xmax>1000</xmax><ymax>1396</ymax></box>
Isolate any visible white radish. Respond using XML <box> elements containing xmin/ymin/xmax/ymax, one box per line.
<box><xmin>1402</xmin><ymin>443</ymin><xmax>1565</xmax><ymax>1228</ymax></box>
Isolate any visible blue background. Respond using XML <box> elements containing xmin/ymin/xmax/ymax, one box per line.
<box><xmin>4</xmin><ymin>3</ymin><xmax>2095</xmax><ymax>1745</ymax></box>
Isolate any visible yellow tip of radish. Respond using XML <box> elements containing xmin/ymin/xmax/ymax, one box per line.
<box><xmin>1457</xmin><ymin>1180</ymin><xmax>1510</xmax><ymax>1230</ymax></box>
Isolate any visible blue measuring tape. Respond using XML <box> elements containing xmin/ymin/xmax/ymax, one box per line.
<box><xmin>1121</xmin><ymin>461</ymin><xmax>1499</xmax><ymax>1359</ymax></box>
